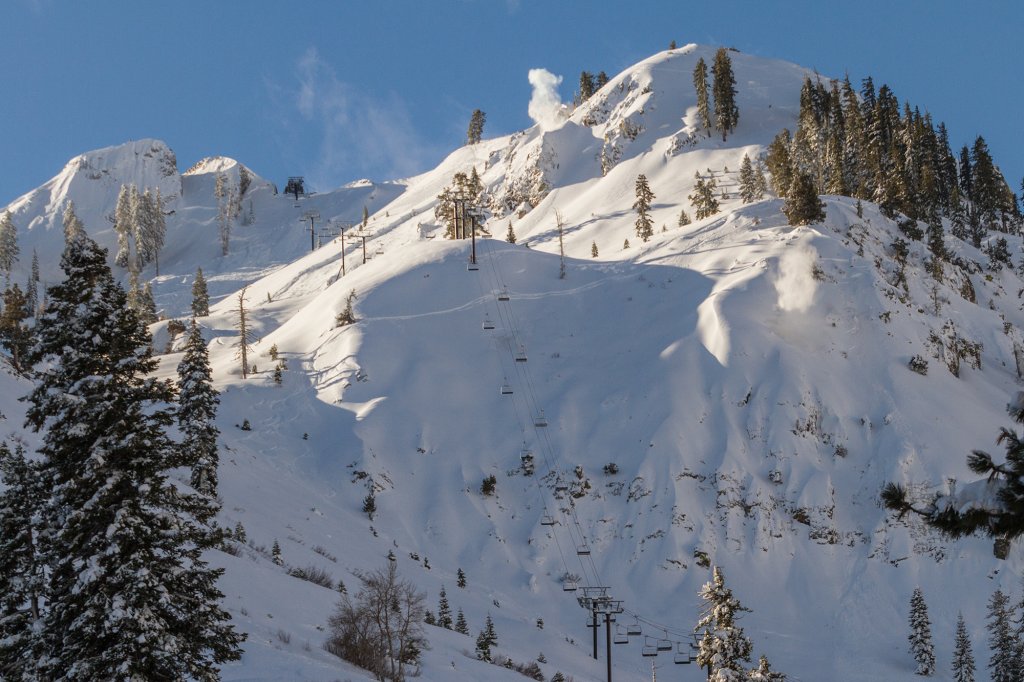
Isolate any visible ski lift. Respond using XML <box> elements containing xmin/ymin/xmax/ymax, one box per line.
<box><xmin>500</xmin><ymin>380</ymin><xmax>513</xmax><ymax>395</ymax></box>
<box><xmin>613</xmin><ymin>627</ymin><xmax>629</xmax><ymax>645</ymax></box>
<box><xmin>467</xmin><ymin>260</ymin><xmax>479</xmax><ymax>271</ymax></box>
<box><xmin>626</xmin><ymin>619</ymin><xmax>642</xmax><ymax>637</ymax></box>
<box><xmin>533</xmin><ymin>410</ymin><xmax>548</xmax><ymax>428</ymax></box>
<box><xmin>674</xmin><ymin>644</ymin><xmax>693</xmax><ymax>664</ymax></box>
<box><xmin>540</xmin><ymin>514</ymin><xmax>556</xmax><ymax>526</ymax></box>
<box><xmin>562</xmin><ymin>580</ymin><xmax>578</xmax><ymax>592</ymax></box>
<box><xmin>657</xmin><ymin>638</ymin><xmax>673</xmax><ymax>652</ymax></box>
<box><xmin>482</xmin><ymin>317</ymin><xmax>495</xmax><ymax>330</ymax></box>
<box><xmin>576</xmin><ymin>543</ymin><xmax>591</xmax><ymax>557</ymax></box>
<box><xmin>519</xmin><ymin>448</ymin><xmax>533</xmax><ymax>464</ymax></box>
<box><xmin>515</xmin><ymin>345</ymin><xmax>528</xmax><ymax>362</ymax></box>
<box><xmin>554</xmin><ymin>479</ymin><xmax>568</xmax><ymax>493</ymax></box>
<box><xmin>497</xmin><ymin>288</ymin><xmax>510</xmax><ymax>301</ymax></box>
<box><xmin>375</xmin><ymin>245</ymin><xmax>384</xmax><ymax>256</ymax></box>
<box><xmin>641</xmin><ymin>646</ymin><xmax>658</xmax><ymax>658</ymax></box>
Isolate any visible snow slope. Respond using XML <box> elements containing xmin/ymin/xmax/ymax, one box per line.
<box><xmin>3</xmin><ymin>45</ymin><xmax>1022</xmax><ymax>681</ymax></box>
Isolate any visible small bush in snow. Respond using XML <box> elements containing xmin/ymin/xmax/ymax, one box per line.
<box><xmin>288</xmin><ymin>565</ymin><xmax>335</xmax><ymax>589</ymax></box>
<box><xmin>481</xmin><ymin>474</ymin><xmax>497</xmax><ymax>496</ymax></box>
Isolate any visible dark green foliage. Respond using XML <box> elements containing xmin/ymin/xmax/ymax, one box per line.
<box><xmin>765</xmin><ymin>130</ymin><xmax>795</xmax><ymax>197</ymax></box>
<box><xmin>178</xmin><ymin>320</ymin><xmax>221</xmax><ymax>498</ymax></box>
<box><xmin>782</xmin><ymin>173</ymin><xmax>826</xmax><ymax>225</ymax></box>
<box><xmin>457</xmin><ymin>567</ymin><xmax>466</xmax><ymax>588</ymax></box>
<box><xmin>595</xmin><ymin>71</ymin><xmax>609</xmax><ymax>90</ymax></box>
<box><xmin>234</xmin><ymin>521</ymin><xmax>247</xmax><ymax>543</ymax></box>
<box><xmin>0</xmin><ymin>210</ymin><xmax>19</xmax><ymax>279</ymax></box>
<box><xmin>712</xmin><ymin>47</ymin><xmax>739</xmax><ymax>141</ymax></box>
<box><xmin>578</xmin><ymin>71</ymin><xmax>595</xmax><ymax>102</ymax></box>
<box><xmin>692</xmin><ymin>57</ymin><xmax>711</xmax><ymax>137</ymax></box>
<box><xmin>272</xmin><ymin>539</ymin><xmax>283</xmax><ymax>565</ymax></box>
<box><xmin>0</xmin><ymin>283</ymin><xmax>31</xmax><ymax>372</ymax></box>
<box><xmin>192</xmin><ymin>266</ymin><xmax>210</xmax><ymax>317</ymax></box>
<box><xmin>336</xmin><ymin>289</ymin><xmax>357</xmax><ymax>327</ymax></box>
<box><xmin>363</xmin><ymin>492</ymin><xmax>377</xmax><ymax>520</ymax></box>
<box><xmin>908</xmin><ymin>587</ymin><xmax>935</xmax><ymax>675</ymax></box>
<box><xmin>591</xmin><ymin>241</ymin><xmax>598</xmax><ymax>257</ymax></box>
<box><xmin>952</xmin><ymin>613</ymin><xmax>975</xmax><ymax>682</ymax></box>
<box><xmin>678</xmin><ymin>209</ymin><xmax>691</xmax><ymax>226</ymax></box>
<box><xmin>986</xmin><ymin>590</ymin><xmax>1016</xmax><ymax>682</ymax></box>
<box><xmin>24</xmin><ymin>233</ymin><xmax>242</xmax><ymax>680</ymax></box>
<box><xmin>506</xmin><ymin>222</ymin><xmax>517</xmax><ymax>244</ymax></box>
<box><xmin>739</xmin><ymin>154</ymin><xmax>762</xmax><ymax>203</ymax></box>
<box><xmin>987</xmin><ymin>237</ymin><xmax>1013</xmax><ymax>271</ymax></box>
<box><xmin>475</xmin><ymin>614</ymin><xmax>498</xmax><ymax>662</ymax></box>
<box><xmin>467</xmin><ymin>109</ymin><xmax>486</xmax><ymax>145</ymax></box>
<box><xmin>633</xmin><ymin>174</ymin><xmax>655</xmax><ymax>242</ymax></box>
<box><xmin>481</xmin><ymin>474</ymin><xmax>497</xmax><ymax>496</ymax></box>
<box><xmin>882</xmin><ymin>393</ymin><xmax>1024</xmax><ymax>550</ymax></box>
<box><xmin>437</xmin><ymin>586</ymin><xmax>453</xmax><ymax>629</ymax></box>
<box><xmin>689</xmin><ymin>172</ymin><xmax>719</xmax><ymax>220</ymax></box>
<box><xmin>455</xmin><ymin>609</ymin><xmax>469</xmax><ymax>635</ymax></box>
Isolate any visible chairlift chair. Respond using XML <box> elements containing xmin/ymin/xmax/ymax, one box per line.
<box><xmin>626</xmin><ymin>620</ymin><xmax>642</xmax><ymax>637</ymax></box>
<box><xmin>534</xmin><ymin>410</ymin><xmax>548</xmax><ymax>427</ymax></box>
<box><xmin>554</xmin><ymin>479</ymin><xmax>569</xmax><ymax>492</ymax></box>
<box><xmin>613</xmin><ymin>627</ymin><xmax>629</xmax><ymax>645</ymax></box>
<box><xmin>562</xmin><ymin>580</ymin><xmax>578</xmax><ymax>592</ymax></box>
<box><xmin>482</xmin><ymin>317</ymin><xmax>495</xmax><ymax>330</ymax></box>
<box><xmin>576</xmin><ymin>544</ymin><xmax>591</xmax><ymax>557</ymax></box>
<box><xmin>641</xmin><ymin>646</ymin><xmax>658</xmax><ymax>657</ymax></box>
<box><xmin>657</xmin><ymin>638</ymin><xmax>673</xmax><ymax>652</ymax></box>
<box><xmin>675</xmin><ymin>644</ymin><xmax>693</xmax><ymax>664</ymax></box>
<box><xmin>375</xmin><ymin>245</ymin><xmax>384</xmax><ymax>256</ymax></box>
<box><xmin>519</xmin><ymin>448</ymin><xmax>533</xmax><ymax>463</ymax></box>
<box><xmin>540</xmin><ymin>514</ymin><xmax>556</xmax><ymax>526</ymax></box>
<box><xmin>500</xmin><ymin>380</ymin><xmax>513</xmax><ymax>395</ymax></box>
<box><xmin>515</xmin><ymin>345</ymin><xmax>528</xmax><ymax>362</ymax></box>
<box><xmin>497</xmin><ymin>288</ymin><xmax>510</xmax><ymax>301</ymax></box>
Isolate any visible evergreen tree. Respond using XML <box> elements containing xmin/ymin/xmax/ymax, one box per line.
<box><xmin>692</xmin><ymin>57</ymin><xmax>711</xmax><ymax>137</ymax></box>
<box><xmin>139</xmin><ymin>188</ymin><xmax>166</xmax><ymax>274</ymax></box>
<box><xmin>595</xmin><ymin>71</ymin><xmax>609</xmax><ymax>90</ymax></box>
<box><xmin>986</xmin><ymin>589</ymin><xmax>1016</xmax><ymax>682</ymax></box>
<box><xmin>362</xmin><ymin>491</ymin><xmax>376</xmax><ymax>520</ymax></box>
<box><xmin>765</xmin><ymin>130</ymin><xmax>795</xmax><ymax>197</ymax></box>
<box><xmin>455</xmin><ymin>608</ymin><xmax>469</xmax><ymax>635</ymax></box>
<box><xmin>192</xmin><ymin>267</ymin><xmax>210</xmax><ymax>317</ymax></box>
<box><xmin>467</xmin><ymin>109</ymin><xmax>486</xmax><ymax>145</ymax></box>
<box><xmin>689</xmin><ymin>172</ymin><xmax>720</xmax><ymax>220</ymax></box>
<box><xmin>951</xmin><ymin>612</ymin><xmax>975</xmax><ymax>682</ymax></box>
<box><xmin>437</xmin><ymin>586</ymin><xmax>453</xmax><ymax>629</ymax></box>
<box><xmin>591</xmin><ymin>241</ymin><xmax>598</xmax><ymax>257</ymax></box>
<box><xmin>678</xmin><ymin>209</ymin><xmax>692</xmax><ymax>226</ymax></box>
<box><xmin>0</xmin><ymin>443</ymin><xmax>45</xmax><ymax>679</ymax></box>
<box><xmin>926</xmin><ymin>220</ymin><xmax>947</xmax><ymax>262</ymax></box>
<box><xmin>0</xmin><ymin>283</ymin><xmax>32</xmax><ymax>373</ymax></box>
<box><xmin>25</xmin><ymin>232</ymin><xmax>242</xmax><ymax>680</ymax></box>
<box><xmin>782</xmin><ymin>173</ymin><xmax>826</xmax><ymax>225</ymax></box>
<box><xmin>578</xmin><ymin>71</ymin><xmax>595</xmax><ymax>102</ymax></box>
<box><xmin>26</xmin><ymin>250</ymin><xmax>39</xmax><ymax>316</ymax></box>
<box><xmin>633</xmin><ymin>174</ymin><xmax>655</xmax><ymax>242</ymax></box>
<box><xmin>695</xmin><ymin>566</ymin><xmax>753</xmax><ymax>681</ymax></box>
<box><xmin>61</xmin><ymin>200</ymin><xmax>85</xmax><ymax>242</ymax></box>
<box><xmin>178</xmin><ymin>320</ymin><xmax>221</xmax><ymax>498</ymax></box>
<box><xmin>0</xmin><ymin>210</ymin><xmax>20</xmax><ymax>281</ymax></box>
<box><xmin>457</xmin><ymin>567</ymin><xmax>467</xmax><ymax>588</ymax></box>
<box><xmin>506</xmin><ymin>222</ymin><xmax>517</xmax><ymax>244</ymax></box>
<box><xmin>475</xmin><ymin>614</ymin><xmax>498</xmax><ymax>662</ymax></box>
<box><xmin>336</xmin><ymin>289</ymin><xmax>357</xmax><ymax>327</ymax></box>
<box><xmin>738</xmin><ymin>154</ymin><xmax>761</xmax><ymax>203</ymax></box>
<box><xmin>711</xmin><ymin>47</ymin><xmax>739</xmax><ymax>141</ymax></box>
<box><xmin>139</xmin><ymin>281</ymin><xmax>158</xmax><ymax>325</ymax></box>
<box><xmin>235</xmin><ymin>286</ymin><xmax>253</xmax><ymax>378</ymax></box>
<box><xmin>216</xmin><ymin>172</ymin><xmax>232</xmax><ymax>256</ymax></box>
<box><xmin>908</xmin><ymin>587</ymin><xmax>935</xmax><ymax>676</ymax></box>
<box><xmin>272</xmin><ymin>539</ymin><xmax>283</xmax><ymax>565</ymax></box>
<box><xmin>113</xmin><ymin>184</ymin><xmax>135</xmax><ymax>269</ymax></box>
<box><xmin>748</xmin><ymin>655</ymin><xmax>786</xmax><ymax>681</ymax></box>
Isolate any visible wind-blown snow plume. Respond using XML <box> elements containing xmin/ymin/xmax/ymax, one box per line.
<box><xmin>527</xmin><ymin>68</ymin><xmax>566</xmax><ymax>131</ymax></box>
<box><xmin>774</xmin><ymin>240</ymin><xmax>818</xmax><ymax>311</ymax></box>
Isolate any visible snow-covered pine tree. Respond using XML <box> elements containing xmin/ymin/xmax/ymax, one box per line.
<box><xmin>113</xmin><ymin>184</ymin><xmax>134</xmax><ymax>268</ymax></box>
<box><xmin>782</xmin><ymin>172</ymin><xmax>826</xmax><ymax>225</ymax></box>
<box><xmin>692</xmin><ymin>57</ymin><xmax>711</xmax><ymax>137</ymax></box>
<box><xmin>437</xmin><ymin>587</ymin><xmax>453</xmax><ymax>629</ymax></box>
<box><xmin>272</xmin><ymin>539</ymin><xmax>283</xmax><ymax>565</ymax></box>
<box><xmin>25</xmin><ymin>232</ymin><xmax>243</xmax><ymax>680</ymax></box>
<box><xmin>689</xmin><ymin>172</ymin><xmax>720</xmax><ymax>220</ymax></box>
<box><xmin>908</xmin><ymin>587</ymin><xmax>935</xmax><ymax>675</ymax></box>
<box><xmin>986</xmin><ymin>589</ymin><xmax>1016</xmax><ymax>682</ymax></box>
<box><xmin>591</xmin><ymin>241</ymin><xmax>598</xmax><ymax>257</ymax></box>
<box><xmin>506</xmin><ymin>222</ymin><xmax>517</xmax><ymax>244</ymax></box>
<box><xmin>61</xmin><ymin>200</ymin><xmax>85</xmax><ymax>242</ymax></box>
<box><xmin>633</xmin><ymin>174</ymin><xmax>655</xmax><ymax>242</ymax></box>
<box><xmin>455</xmin><ymin>608</ymin><xmax>469</xmax><ymax>635</ymax></box>
<box><xmin>678</xmin><ymin>209</ymin><xmax>692</xmax><ymax>226</ymax></box>
<box><xmin>192</xmin><ymin>266</ymin><xmax>210</xmax><ymax>317</ymax></box>
<box><xmin>0</xmin><ymin>442</ymin><xmax>45</xmax><ymax>679</ymax></box>
<box><xmin>0</xmin><ymin>283</ymin><xmax>32</xmax><ymax>373</ymax></box>
<box><xmin>712</xmin><ymin>47</ymin><xmax>739</xmax><ymax>141</ymax></box>
<box><xmin>748</xmin><ymin>655</ymin><xmax>786</xmax><ymax>681</ymax></box>
<box><xmin>467</xmin><ymin>109</ymin><xmax>486</xmax><ymax>145</ymax></box>
<box><xmin>216</xmin><ymin>172</ymin><xmax>232</xmax><ymax>256</ymax></box>
<box><xmin>475</xmin><ymin>614</ymin><xmax>498</xmax><ymax>662</ymax></box>
<box><xmin>0</xmin><ymin>210</ymin><xmax>20</xmax><ymax>281</ymax></box>
<box><xmin>457</xmin><ymin>567</ymin><xmax>466</xmax><ymax>588</ymax></box>
<box><xmin>738</xmin><ymin>154</ymin><xmax>760</xmax><ymax>203</ymax></box>
<box><xmin>140</xmin><ymin>281</ymin><xmax>158</xmax><ymax>325</ymax></box>
<box><xmin>178</xmin><ymin>320</ymin><xmax>221</xmax><ymax>499</ymax></box>
<box><xmin>137</xmin><ymin>188</ymin><xmax>166</xmax><ymax>274</ymax></box>
<box><xmin>951</xmin><ymin>612</ymin><xmax>975</xmax><ymax>682</ymax></box>
<box><xmin>695</xmin><ymin>566</ymin><xmax>753</xmax><ymax>681</ymax></box>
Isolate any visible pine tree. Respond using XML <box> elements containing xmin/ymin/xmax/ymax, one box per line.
<box><xmin>695</xmin><ymin>566</ymin><xmax>753</xmax><ymax>680</ymax></box>
<box><xmin>986</xmin><ymin>589</ymin><xmax>1016</xmax><ymax>682</ymax></box>
<box><xmin>192</xmin><ymin>267</ymin><xmax>210</xmax><ymax>317</ymax></box>
<box><xmin>578</xmin><ymin>71</ymin><xmax>595</xmax><ymax>102</ymax></box>
<box><xmin>678</xmin><ymin>209</ymin><xmax>692</xmax><ymax>226</ymax></box>
<box><xmin>692</xmin><ymin>57</ymin><xmax>711</xmax><ymax>137</ymax></box>
<box><xmin>0</xmin><ymin>443</ymin><xmax>45</xmax><ymax>679</ymax></box>
<box><xmin>61</xmin><ymin>200</ymin><xmax>84</xmax><ymax>242</ymax></box>
<box><xmin>711</xmin><ymin>47</ymin><xmax>739</xmax><ymax>141</ymax></box>
<box><xmin>457</xmin><ymin>567</ymin><xmax>467</xmax><ymax>588</ymax></box>
<box><xmin>738</xmin><ymin>154</ymin><xmax>761</xmax><ymax>203</ymax></box>
<box><xmin>595</xmin><ymin>71</ymin><xmax>609</xmax><ymax>90</ymax></box>
<box><xmin>26</xmin><ymin>249</ymin><xmax>39</xmax><ymax>316</ymax></box>
<box><xmin>216</xmin><ymin>172</ymin><xmax>232</xmax><ymax>256</ymax></box>
<box><xmin>476</xmin><ymin>613</ymin><xmax>498</xmax><ymax>661</ymax></box>
<box><xmin>336</xmin><ymin>289</ymin><xmax>357</xmax><ymax>327</ymax></box>
<box><xmin>0</xmin><ymin>283</ymin><xmax>32</xmax><ymax>373</ymax></box>
<box><xmin>506</xmin><ymin>222</ymin><xmax>517</xmax><ymax>244</ymax></box>
<box><xmin>782</xmin><ymin>173</ymin><xmax>826</xmax><ymax>225</ymax></box>
<box><xmin>633</xmin><ymin>174</ymin><xmax>655</xmax><ymax>242</ymax></box>
<box><xmin>25</xmin><ymin>232</ymin><xmax>242</xmax><ymax>680</ymax></box>
<box><xmin>765</xmin><ymin>130</ymin><xmax>795</xmax><ymax>198</ymax></box>
<box><xmin>139</xmin><ymin>281</ymin><xmax>158</xmax><ymax>325</ymax></box>
<box><xmin>178</xmin><ymin>320</ymin><xmax>221</xmax><ymax>498</ymax></box>
<box><xmin>951</xmin><ymin>612</ymin><xmax>975</xmax><ymax>682</ymax></box>
<box><xmin>591</xmin><ymin>241</ymin><xmax>598</xmax><ymax>257</ymax></box>
<box><xmin>113</xmin><ymin>184</ymin><xmax>134</xmax><ymax>268</ymax></box>
<box><xmin>467</xmin><ymin>109</ymin><xmax>486</xmax><ymax>145</ymax></box>
<box><xmin>272</xmin><ymin>539</ymin><xmax>283</xmax><ymax>565</ymax></box>
<box><xmin>235</xmin><ymin>286</ymin><xmax>253</xmax><ymax>378</ymax></box>
<box><xmin>908</xmin><ymin>587</ymin><xmax>935</xmax><ymax>675</ymax></box>
<box><xmin>362</xmin><ymin>492</ymin><xmax>376</xmax><ymax>520</ymax></box>
<box><xmin>623</xmin><ymin>239</ymin><xmax>630</xmax><ymax>250</ymax></box>
<box><xmin>139</xmin><ymin>188</ymin><xmax>166</xmax><ymax>274</ymax></box>
<box><xmin>689</xmin><ymin>172</ymin><xmax>720</xmax><ymax>220</ymax></box>
<box><xmin>748</xmin><ymin>655</ymin><xmax>786</xmax><ymax>681</ymax></box>
<box><xmin>0</xmin><ymin>210</ymin><xmax>20</xmax><ymax>281</ymax></box>
<box><xmin>455</xmin><ymin>608</ymin><xmax>469</xmax><ymax>635</ymax></box>
<box><xmin>437</xmin><ymin>586</ymin><xmax>453</xmax><ymax>629</ymax></box>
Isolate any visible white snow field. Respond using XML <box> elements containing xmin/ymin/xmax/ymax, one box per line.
<box><xmin>3</xmin><ymin>44</ymin><xmax>1022</xmax><ymax>680</ymax></box>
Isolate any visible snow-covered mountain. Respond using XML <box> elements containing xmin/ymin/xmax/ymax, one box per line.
<box><xmin>3</xmin><ymin>44</ymin><xmax>1022</xmax><ymax>681</ymax></box>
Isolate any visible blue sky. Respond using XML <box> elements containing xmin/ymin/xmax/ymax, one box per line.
<box><xmin>2</xmin><ymin>0</ymin><xmax>1021</xmax><ymax>199</ymax></box>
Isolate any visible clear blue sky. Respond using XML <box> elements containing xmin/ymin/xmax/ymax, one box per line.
<box><xmin>2</xmin><ymin>0</ymin><xmax>1021</xmax><ymax>200</ymax></box>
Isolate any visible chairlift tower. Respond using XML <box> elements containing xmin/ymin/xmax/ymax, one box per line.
<box><xmin>302</xmin><ymin>210</ymin><xmax>320</xmax><ymax>252</ymax></box>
